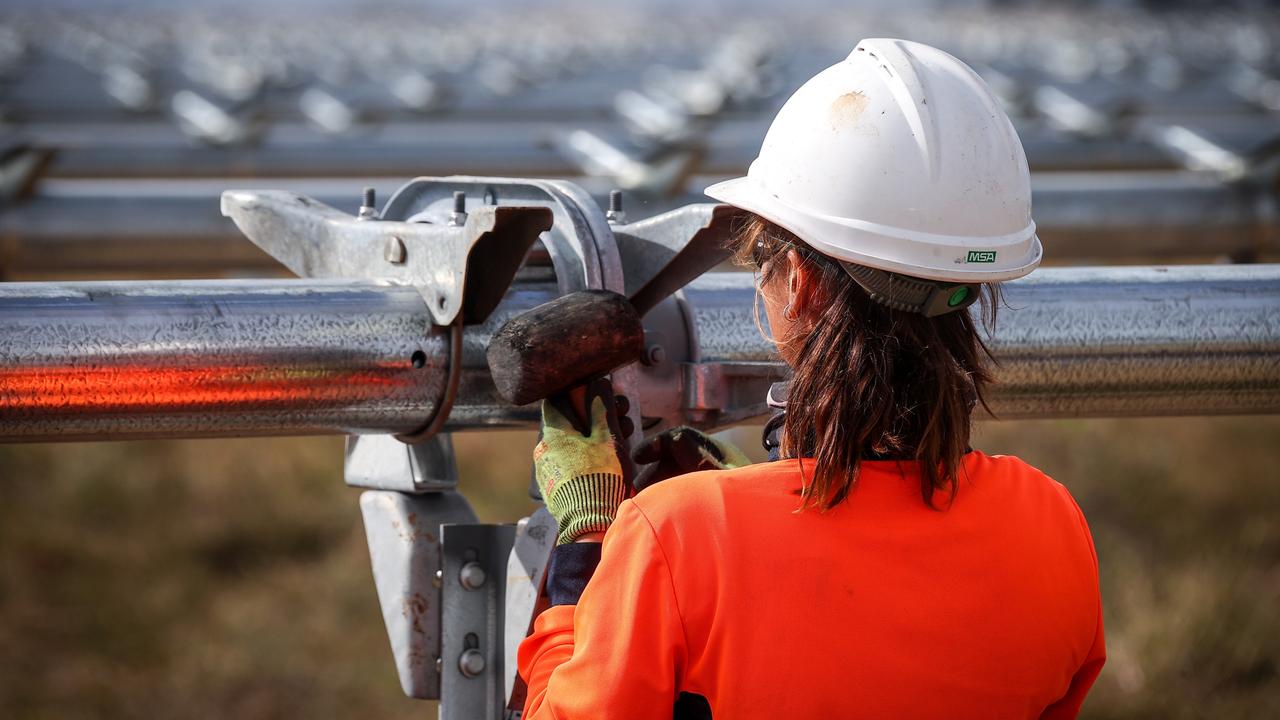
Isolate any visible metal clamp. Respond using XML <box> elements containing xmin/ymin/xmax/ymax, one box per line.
<box><xmin>221</xmin><ymin>188</ymin><xmax>551</xmax><ymax>327</ymax></box>
<box><xmin>397</xmin><ymin>319</ymin><xmax>464</xmax><ymax>444</ymax></box>
<box><xmin>222</xmin><ymin>181</ymin><xmax>552</xmax><ymax>446</ymax></box>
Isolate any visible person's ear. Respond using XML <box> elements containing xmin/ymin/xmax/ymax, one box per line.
<box><xmin>786</xmin><ymin>248</ymin><xmax>820</xmax><ymax>315</ymax></box>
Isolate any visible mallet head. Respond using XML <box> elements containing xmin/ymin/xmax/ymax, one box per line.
<box><xmin>486</xmin><ymin>289</ymin><xmax>644</xmax><ymax>407</ymax></box>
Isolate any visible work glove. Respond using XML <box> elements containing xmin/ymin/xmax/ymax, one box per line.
<box><xmin>534</xmin><ymin>382</ymin><xmax>631</xmax><ymax>545</ymax></box>
<box><xmin>631</xmin><ymin>426</ymin><xmax>751</xmax><ymax>492</ymax></box>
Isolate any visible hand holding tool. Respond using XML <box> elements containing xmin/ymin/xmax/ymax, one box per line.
<box><xmin>534</xmin><ymin>380</ymin><xmax>630</xmax><ymax>544</ymax></box>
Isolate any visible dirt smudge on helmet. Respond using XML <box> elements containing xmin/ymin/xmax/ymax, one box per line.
<box><xmin>829</xmin><ymin>90</ymin><xmax>870</xmax><ymax>128</ymax></box>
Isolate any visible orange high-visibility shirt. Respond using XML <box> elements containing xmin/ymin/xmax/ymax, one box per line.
<box><xmin>519</xmin><ymin>452</ymin><xmax>1105</xmax><ymax>719</ymax></box>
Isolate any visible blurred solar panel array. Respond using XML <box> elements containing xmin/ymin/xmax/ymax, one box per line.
<box><xmin>0</xmin><ymin>2</ymin><xmax>1277</xmax><ymax>276</ymax></box>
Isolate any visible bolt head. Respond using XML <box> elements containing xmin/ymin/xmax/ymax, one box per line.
<box><xmin>385</xmin><ymin>236</ymin><xmax>407</xmax><ymax>264</ymax></box>
<box><xmin>459</xmin><ymin>561</ymin><xmax>486</xmax><ymax>590</ymax></box>
<box><xmin>643</xmin><ymin>344</ymin><xmax>666</xmax><ymax>366</ymax></box>
<box><xmin>459</xmin><ymin>649</ymin><xmax>486</xmax><ymax>677</ymax></box>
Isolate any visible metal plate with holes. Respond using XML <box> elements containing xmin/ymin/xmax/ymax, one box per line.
<box><xmin>440</xmin><ymin>523</ymin><xmax>518</xmax><ymax>720</ymax></box>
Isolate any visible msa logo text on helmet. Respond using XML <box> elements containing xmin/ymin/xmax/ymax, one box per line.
<box><xmin>965</xmin><ymin>251</ymin><xmax>997</xmax><ymax>263</ymax></box>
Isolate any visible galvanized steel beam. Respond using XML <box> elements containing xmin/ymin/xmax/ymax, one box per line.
<box><xmin>987</xmin><ymin>265</ymin><xmax>1280</xmax><ymax>418</ymax></box>
<box><xmin>675</xmin><ymin>266</ymin><xmax>1280</xmax><ymax>420</ymax></box>
<box><xmin>0</xmin><ymin>280</ymin><xmax>455</xmax><ymax>441</ymax></box>
<box><xmin>1</xmin><ymin>265</ymin><xmax>1278</xmax><ymax>443</ymax></box>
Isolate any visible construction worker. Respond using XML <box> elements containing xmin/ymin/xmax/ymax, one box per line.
<box><xmin>519</xmin><ymin>39</ymin><xmax>1104</xmax><ymax>719</ymax></box>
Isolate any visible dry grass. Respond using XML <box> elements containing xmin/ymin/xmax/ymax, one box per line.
<box><xmin>1</xmin><ymin>417</ymin><xmax>1277</xmax><ymax>718</ymax></box>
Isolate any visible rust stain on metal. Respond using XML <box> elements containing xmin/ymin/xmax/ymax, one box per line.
<box><xmin>390</xmin><ymin>513</ymin><xmax>437</xmax><ymax>544</ymax></box>
<box><xmin>404</xmin><ymin>591</ymin><xmax>431</xmax><ymax>636</ymax></box>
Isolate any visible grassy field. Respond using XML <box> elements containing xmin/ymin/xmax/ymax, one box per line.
<box><xmin>1</xmin><ymin>416</ymin><xmax>1277</xmax><ymax>719</ymax></box>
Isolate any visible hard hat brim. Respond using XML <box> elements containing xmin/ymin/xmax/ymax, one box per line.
<box><xmin>704</xmin><ymin>175</ymin><xmax>1042</xmax><ymax>283</ymax></box>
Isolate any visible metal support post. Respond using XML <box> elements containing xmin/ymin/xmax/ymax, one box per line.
<box><xmin>440</xmin><ymin>524</ymin><xmax>518</xmax><ymax>720</ymax></box>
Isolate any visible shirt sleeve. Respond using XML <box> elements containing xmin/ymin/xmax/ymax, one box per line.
<box><xmin>1041</xmin><ymin>484</ymin><xmax>1107</xmax><ymax>719</ymax></box>
<box><xmin>1039</xmin><ymin>604</ymin><xmax>1106</xmax><ymax>719</ymax></box>
<box><xmin>517</xmin><ymin>500</ymin><xmax>689</xmax><ymax>720</ymax></box>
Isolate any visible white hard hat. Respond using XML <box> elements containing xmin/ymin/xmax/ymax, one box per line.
<box><xmin>706</xmin><ymin>39</ymin><xmax>1041</xmax><ymax>313</ymax></box>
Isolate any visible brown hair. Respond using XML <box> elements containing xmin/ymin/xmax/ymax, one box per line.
<box><xmin>734</xmin><ymin>215</ymin><xmax>1001</xmax><ymax>510</ymax></box>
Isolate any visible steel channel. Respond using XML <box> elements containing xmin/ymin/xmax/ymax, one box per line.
<box><xmin>439</xmin><ymin>524</ymin><xmax>517</xmax><ymax>720</ymax></box>
<box><xmin>0</xmin><ymin>266</ymin><xmax>1278</xmax><ymax>443</ymax></box>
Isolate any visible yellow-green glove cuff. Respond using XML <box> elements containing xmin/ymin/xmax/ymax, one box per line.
<box><xmin>545</xmin><ymin>472</ymin><xmax>628</xmax><ymax>545</ymax></box>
